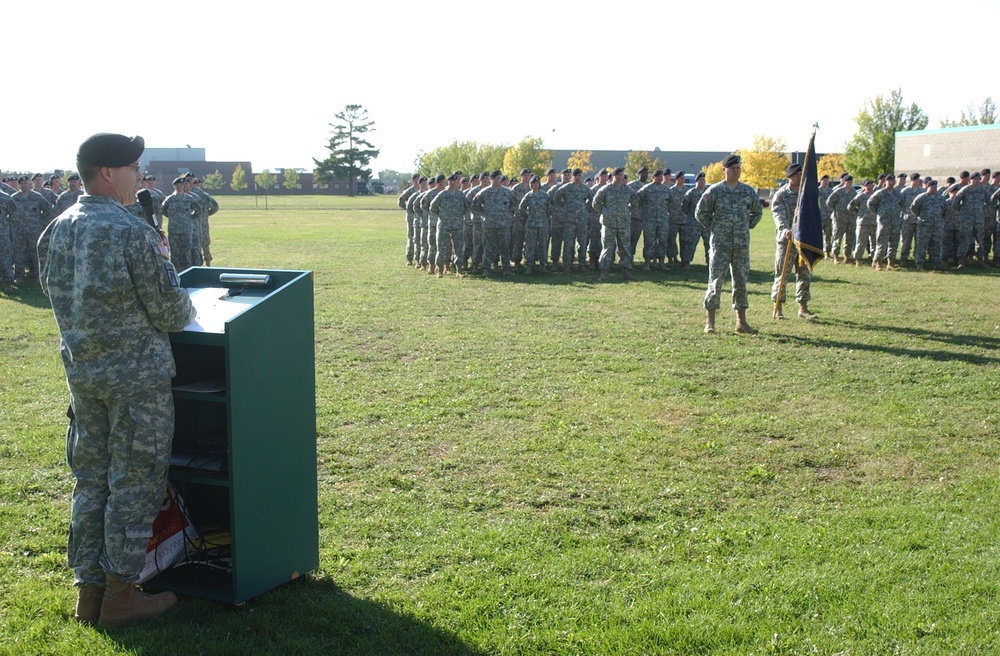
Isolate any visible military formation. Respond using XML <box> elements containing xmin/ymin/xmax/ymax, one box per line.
<box><xmin>1</xmin><ymin>168</ymin><xmax>219</xmax><ymax>295</ymax></box>
<box><xmin>823</xmin><ymin>167</ymin><xmax>1000</xmax><ymax>271</ymax></box>
<box><xmin>398</xmin><ymin>165</ymin><xmax>712</xmax><ymax>282</ymax></box>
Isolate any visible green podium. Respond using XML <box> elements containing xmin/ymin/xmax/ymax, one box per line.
<box><xmin>149</xmin><ymin>267</ymin><xmax>318</xmax><ymax>604</ymax></box>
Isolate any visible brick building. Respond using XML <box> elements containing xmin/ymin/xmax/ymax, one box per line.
<box><xmin>895</xmin><ymin>125</ymin><xmax>1000</xmax><ymax>180</ymax></box>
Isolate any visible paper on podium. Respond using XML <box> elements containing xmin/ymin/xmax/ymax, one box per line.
<box><xmin>183</xmin><ymin>287</ymin><xmax>264</xmax><ymax>333</ymax></box>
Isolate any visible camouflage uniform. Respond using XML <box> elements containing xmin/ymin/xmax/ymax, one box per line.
<box><xmin>665</xmin><ymin>184</ymin><xmax>686</xmax><ymax>262</ymax></box>
<box><xmin>897</xmin><ymin>184</ymin><xmax>922</xmax><ymax>262</ymax></box>
<box><xmin>910</xmin><ymin>190</ymin><xmax>947</xmax><ymax>268</ymax></box>
<box><xmin>553</xmin><ymin>181</ymin><xmax>592</xmax><ymax>268</ymax></box>
<box><xmin>981</xmin><ymin>180</ymin><xmax>997</xmax><ymax>259</ymax></box>
<box><xmin>509</xmin><ymin>181</ymin><xmax>531</xmax><ymax>265</ymax></box>
<box><xmin>587</xmin><ymin>181</ymin><xmax>605</xmax><ymax>267</ymax></box>
<box><xmin>0</xmin><ymin>192</ymin><xmax>14</xmax><ymax>284</ymax></box>
<box><xmin>680</xmin><ymin>185</ymin><xmax>709</xmax><ymax>265</ymax></box>
<box><xmin>827</xmin><ymin>183</ymin><xmax>857</xmax><ymax>260</ymax></box>
<box><xmin>519</xmin><ymin>189</ymin><xmax>552</xmax><ymax>270</ymax></box>
<box><xmin>190</xmin><ymin>187</ymin><xmax>219</xmax><ymax>265</ymax></box>
<box><xmin>817</xmin><ymin>184</ymin><xmax>834</xmax><ymax>255</ymax></box>
<box><xmin>953</xmin><ymin>183</ymin><xmax>989</xmax><ymax>261</ymax></box>
<box><xmin>770</xmin><ymin>183</ymin><xmax>811</xmax><ymax>304</ymax></box>
<box><xmin>543</xmin><ymin>180</ymin><xmax>564</xmax><ymax>266</ymax></box>
<box><xmin>9</xmin><ymin>189</ymin><xmax>51</xmax><ymax>281</ymax></box>
<box><xmin>54</xmin><ymin>188</ymin><xmax>85</xmax><ymax>218</ymax></box>
<box><xmin>637</xmin><ymin>182</ymin><xmax>670</xmax><ymax>264</ymax></box>
<box><xmin>627</xmin><ymin>178</ymin><xmax>645</xmax><ymax>259</ymax></box>
<box><xmin>942</xmin><ymin>192</ymin><xmax>961</xmax><ymax>263</ymax></box>
<box><xmin>592</xmin><ymin>183</ymin><xmax>639</xmax><ymax>271</ymax></box>
<box><xmin>430</xmin><ymin>188</ymin><xmax>470</xmax><ymax>271</ymax></box>
<box><xmin>37</xmin><ymin>194</ymin><xmax>195</xmax><ymax>586</ymax></box>
<box><xmin>472</xmin><ymin>185</ymin><xmax>514</xmax><ymax>275</ymax></box>
<box><xmin>408</xmin><ymin>189</ymin><xmax>427</xmax><ymax>267</ymax></box>
<box><xmin>696</xmin><ymin>180</ymin><xmax>763</xmax><ymax>310</ymax></box>
<box><xmin>849</xmin><ymin>189</ymin><xmax>876</xmax><ymax>261</ymax></box>
<box><xmin>398</xmin><ymin>184</ymin><xmax>420</xmax><ymax>264</ymax></box>
<box><xmin>421</xmin><ymin>186</ymin><xmax>443</xmax><ymax>269</ymax></box>
<box><xmin>463</xmin><ymin>183</ymin><xmax>486</xmax><ymax>270</ymax></box>
<box><xmin>867</xmin><ymin>185</ymin><xmax>902</xmax><ymax>264</ymax></box>
<box><xmin>160</xmin><ymin>191</ymin><xmax>199</xmax><ymax>273</ymax></box>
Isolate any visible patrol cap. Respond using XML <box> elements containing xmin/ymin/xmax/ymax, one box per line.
<box><xmin>786</xmin><ymin>163</ymin><xmax>802</xmax><ymax>177</ymax></box>
<box><xmin>490</xmin><ymin>170</ymin><xmax>502</xmax><ymax>179</ymax></box>
<box><xmin>722</xmin><ymin>154</ymin><xmax>740</xmax><ymax>167</ymax></box>
<box><xmin>172</xmin><ymin>177</ymin><xmax>185</xmax><ymax>185</ymax></box>
<box><xmin>910</xmin><ymin>172</ymin><xmax>921</xmax><ymax>181</ymax></box>
<box><xmin>77</xmin><ymin>133</ymin><xmax>145</xmax><ymax>168</ymax></box>
<box><xmin>520</xmin><ymin>168</ymin><xmax>531</xmax><ymax>176</ymax></box>
<box><xmin>67</xmin><ymin>174</ymin><xmax>81</xmax><ymax>181</ymax></box>
<box><xmin>612</xmin><ymin>166</ymin><xmax>625</xmax><ymax>175</ymax></box>
<box><xmin>572</xmin><ymin>168</ymin><xmax>583</xmax><ymax>175</ymax></box>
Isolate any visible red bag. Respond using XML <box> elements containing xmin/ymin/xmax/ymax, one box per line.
<box><xmin>138</xmin><ymin>484</ymin><xmax>198</xmax><ymax>583</ymax></box>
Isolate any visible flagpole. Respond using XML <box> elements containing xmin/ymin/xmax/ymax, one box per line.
<box><xmin>773</xmin><ymin>127</ymin><xmax>818</xmax><ymax>315</ymax></box>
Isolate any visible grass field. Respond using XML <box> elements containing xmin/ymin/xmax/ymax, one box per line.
<box><xmin>2</xmin><ymin>194</ymin><xmax>1000</xmax><ymax>655</ymax></box>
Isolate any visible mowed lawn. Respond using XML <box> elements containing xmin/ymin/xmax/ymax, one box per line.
<box><xmin>2</xmin><ymin>193</ymin><xmax>1000</xmax><ymax>655</ymax></box>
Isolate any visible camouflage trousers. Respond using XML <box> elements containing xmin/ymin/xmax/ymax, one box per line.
<box><xmin>67</xmin><ymin>379</ymin><xmax>174</xmax><ymax>585</ymax></box>
<box><xmin>942</xmin><ymin>227</ymin><xmax>960</xmax><ymax>262</ymax></box>
<box><xmin>642</xmin><ymin>217</ymin><xmax>667</xmax><ymax>262</ymax></box>
<box><xmin>705</xmin><ymin>246</ymin><xmax>750</xmax><ymax>310</ymax></box>
<box><xmin>679</xmin><ymin>221</ymin><xmax>703</xmax><ymax>265</ymax></box>
<box><xmin>914</xmin><ymin>219</ymin><xmax>944</xmax><ymax>267</ymax></box>
<box><xmin>509</xmin><ymin>218</ymin><xmax>526</xmax><ymax>264</ymax></box>
<box><xmin>599</xmin><ymin>221</ymin><xmax>632</xmax><ymax>271</ymax></box>
<box><xmin>11</xmin><ymin>226</ymin><xmax>40</xmax><ymax>281</ymax></box>
<box><xmin>771</xmin><ymin>240</ymin><xmax>810</xmax><ymax>305</ymax></box>
<box><xmin>899</xmin><ymin>219</ymin><xmax>917</xmax><ymax>261</ymax></box>
<box><xmin>169</xmin><ymin>233</ymin><xmax>196</xmax><ymax>273</ymax></box>
<box><xmin>462</xmin><ymin>219</ymin><xmax>483</xmax><ymax>268</ymax></box>
<box><xmin>629</xmin><ymin>217</ymin><xmax>643</xmax><ymax>258</ymax></box>
<box><xmin>198</xmin><ymin>216</ymin><xmax>212</xmax><ymax>264</ymax></box>
<box><xmin>832</xmin><ymin>218</ymin><xmax>856</xmax><ymax>258</ymax></box>
<box><xmin>822</xmin><ymin>218</ymin><xmax>833</xmax><ymax>255</ymax></box>
<box><xmin>958</xmin><ymin>218</ymin><xmax>985</xmax><ymax>260</ymax></box>
<box><xmin>0</xmin><ymin>218</ymin><xmax>13</xmax><ymax>283</ymax></box>
<box><xmin>853</xmin><ymin>223</ymin><xmax>876</xmax><ymax>261</ymax></box>
<box><xmin>524</xmin><ymin>225</ymin><xmax>550</xmax><ymax>268</ymax></box>
<box><xmin>435</xmin><ymin>224</ymin><xmax>464</xmax><ymax>269</ymax></box>
<box><xmin>424</xmin><ymin>215</ymin><xmax>438</xmax><ymax>267</ymax></box>
<box><xmin>665</xmin><ymin>220</ymin><xmax>680</xmax><ymax>261</ymax></box>
<box><xmin>482</xmin><ymin>224</ymin><xmax>511</xmax><ymax>274</ymax></box>
<box><xmin>587</xmin><ymin>213</ymin><xmax>602</xmax><ymax>265</ymax></box>
<box><xmin>562</xmin><ymin>216</ymin><xmax>588</xmax><ymax>266</ymax></box>
<box><xmin>405</xmin><ymin>211</ymin><xmax>415</xmax><ymax>263</ymax></box>
<box><xmin>549</xmin><ymin>217</ymin><xmax>564</xmax><ymax>264</ymax></box>
<box><xmin>413</xmin><ymin>215</ymin><xmax>426</xmax><ymax>265</ymax></box>
<box><xmin>984</xmin><ymin>216</ymin><xmax>997</xmax><ymax>259</ymax></box>
<box><xmin>190</xmin><ymin>223</ymin><xmax>203</xmax><ymax>267</ymax></box>
<box><xmin>873</xmin><ymin>216</ymin><xmax>902</xmax><ymax>263</ymax></box>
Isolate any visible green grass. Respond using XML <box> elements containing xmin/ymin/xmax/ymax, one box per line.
<box><xmin>3</xmin><ymin>194</ymin><xmax>1000</xmax><ymax>655</ymax></box>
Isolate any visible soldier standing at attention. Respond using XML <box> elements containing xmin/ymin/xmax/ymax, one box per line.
<box><xmin>0</xmin><ymin>189</ymin><xmax>15</xmax><ymax>293</ymax></box>
<box><xmin>817</xmin><ymin>174</ymin><xmax>834</xmax><ymax>258</ymax></box>
<box><xmin>696</xmin><ymin>154</ymin><xmax>763</xmax><ymax>335</ymax></box>
<box><xmin>910</xmin><ymin>179</ymin><xmax>947</xmax><ymax>270</ymax></box>
<box><xmin>680</xmin><ymin>172</ymin><xmax>710</xmax><ymax>270</ymax></box>
<box><xmin>190</xmin><ymin>178</ymin><xmax>219</xmax><ymax>266</ymax></box>
<box><xmin>408</xmin><ymin>177</ymin><xmax>429</xmax><ymax>270</ymax></box>
<box><xmin>53</xmin><ymin>174</ymin><xmax>86</xmax><ymax>218</ymax></box>
<box><xmin>473</xmin><ymin>170</ymin><xmax>515</xmax><ymax>276</ymax></box>
<box><xmin>37</xmin><ymin>133</ymin><xmax>195</xmax><ymax>625</ymax></box>
<box><xmin>627</xmin><ymin>166</ymin><xmax>648</xmax><ymax>261</ymax></box>
<box><xmin>665</xmin><ymin>171</ymin><xmax>687</xmax><ymax>266</ymax></box>
<box><xmin>770</xmin><ymin>163</ymin><xmax>816</xmax><ymax>321</ymax></box>
<box><xmin>159</xmin><ymin>177</ymin><xmax>199</xmax><ymax>273</ymax></box>
<box><xmin>953</xmin><ymin>170</ymin><xmax>989</xmax><ymax>267</ymax></box>
<box><xmin>509</xmin><ymin>168</ymin><xmax>532</xmax><ymax>270</ymax></box>
<box><xmin>897</xmin><ymin>172</ymin><xmax>923</xmax><ymax>265</ymax></box>
<box><xmin>867</xmin><ymin>172</ymin><xmax>903</xmax><ymax>270</ymax></box>
<box><xmin>554</xmin><ymin>168</ymin><xmax>593</xmax><ymax>272</ymax></box>
<box><xmin>421</xmin><ymin>174</ymin><xmax>446</xmax><ymax>275</ymax></box>
<box><xmin>827</xmin><ymin>173</ymin><xmax>856</xmax><ymax>264</ymax></box>
<box><xmin>9</xmin><ymin>174</ymin><xmax>52</xmax><ymax>283</ymax></box>
<box><xmin>638</xmin><ymin>169</ymin><xmax>671</xmax><ymax>271</ymax></box>
<box><xmin>587</xmin><ymin>169</ymin><xmax>609</xmax><ymax>269</ymax></box>
<box><xmin>398</xmin><ymin>173</ymin><xmax>421</xmax><ymax>266</ymax></box>
<box><xmin>545</xmin><ymin>169</ymin><xmax>569</xmax><ymax>269</ymax></box>
<box><xmin>518</xmin><ymin>175</ymin><xmax>552</xmax><ymax>274</ymax></box>
<box><xmin>849</xmin><ymin>179</ymin><xmax>876</xmax><ymax>266</ymax></box>
<box><xmin>592</xmin><ymin>167</ymin><xmax>639</xmax><ymax>282</ymax></box>
<box><xmin>430</xmin><ymin>173</ymin><xmax>471</xmax><ymax>278</ymax></box>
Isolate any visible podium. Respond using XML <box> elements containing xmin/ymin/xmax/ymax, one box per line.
<box><xmin>148</xmin><ymin>267</ymin><xmax>318</xmax><ymax>604</ymax></box>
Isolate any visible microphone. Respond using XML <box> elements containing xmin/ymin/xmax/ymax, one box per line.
<box><xmin>137</xmin><ymin>189</ymin><xmax>158</xmax><ymax>230</ymax></box>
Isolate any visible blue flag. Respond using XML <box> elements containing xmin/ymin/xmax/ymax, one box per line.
<box><xmin>793</xmin><ymin>132</ymin><xmax>824</xmax><ymax>271</ymax></box>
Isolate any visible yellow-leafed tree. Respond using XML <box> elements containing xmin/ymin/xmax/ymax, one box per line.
<box><xmin>736</xmin><ymin>135</ymin><xmax>788</xmax><ymax>191</ymax></box>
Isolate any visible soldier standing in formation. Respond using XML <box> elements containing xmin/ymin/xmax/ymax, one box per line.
<box><xmin>770</xmin><ymin>163</ymin><xmax>816</xmax><ymax>321</ymax></box>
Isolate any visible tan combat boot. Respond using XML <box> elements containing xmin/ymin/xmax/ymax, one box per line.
<box><xmin>798</xmin><ymin>303</ymin><xmax>817</xmax><ymax>321</ymax></box>
<box><xmin>99</xmin><ymin>575</ymin><xmax>177</xmax><ymax>626</ymax></box>
<box><xmin>735</xmin><ymin>308</ymin><xmax>758</xmax><ymax>335</ymax></box>
<box><xmin>74</xmin><ymin>584</ymin><xmax>105</xmax><ymax>624</ymax></box>
<box><xmin>773</xmin><ymin>304</ymin><xmax>785</xmax><ymax>320</ymax></box>
<box><xmin>704</xmin><ymin>309</ymin><xmax>716</xmax><ymax>334</ymax></box>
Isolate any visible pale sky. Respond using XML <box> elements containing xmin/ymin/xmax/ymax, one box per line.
<box><xmin>6</xmin><ymin>0</ymin><xmax>996</xmax><ymax>176</ymax></box>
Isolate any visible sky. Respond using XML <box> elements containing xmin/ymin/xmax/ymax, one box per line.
<box><xmin>7</xmin><ymin>1</ymin><xmax>997</xmax><ymax>176</ymax></box>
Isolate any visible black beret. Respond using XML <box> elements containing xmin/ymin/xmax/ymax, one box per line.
<box><xmin>31</xmin><ymin>173</ymin><xmax>43</xmax><ymax>179</ymax></box>
<box><xmin>786</xmin><ymin>163</ymin><xmax>802</xmax><ymax>177</ymax></box>
<box><xmin>696</xmin><ymin>172</ymin><xmax>706</xmax><ymax>180</ymax></box>
<box><xmin>411</xmin><ymin>173</ymin><xmax>421</xmax><ymax>179</ymax></box>
<box><xmin>572</xmin><ymin>168</ymin><xmax>583</xmax><ymax>175</ymax></box>
<box><xmin>17</xmin><ymin>175</ymin><xmax>29</xmax><ymax>182</ymax></box>
<box><xmin>77</xmin><ymin>133</ymin><xmax>144</xmax><ymax>168</ymax></box>
<box><xmin>561</xmin><ymin>168</ymin><xmax>570</xmax><ymax>174</ymax></box>
<box><xmin>843</xmin><ymin>174</ymin><xmax>853</xmax><ymax>181</ymax></box>
<box><xmin>49</xmin><ymin>174</ymin><xmax>61</xmax><ymax>180</ymax></box>
<box><xmin>971</xmin><ymin>171</ymin><xmax>981</xmax><ymax>179</ymax></box>
<box><xmin>638</xmin><ymin>166</ymin><xmax>648</xmax><ymax>173</ymax></box>
<box><xmin>480</xmin><ymin>171</ymin><xmax>490</xmax><ymax>179</ymax></box>
<box><xmin>143</xmin><ymin>175</ymin><xmax>156</xmax><ymax>181</ymax></box>
<box><xmin>820</xmin><ymin>174</ymin><xmax>829</xmax><ymax>180</ymax></box>
<box><xmin>722</xmin><ymin>155</ymin><xmax>740</xmax><ymax>168</ymax></box>
<box><xmin>653</xmin><ymin>169</ymin><xmax>664</xmax><ymax>177</ymax></box>
<box><xmin>447</xmin><ymin>173</ymin><xmax>458</xmax><ymax>181</ymax></box>
<box><xmin>418</xmin><ymin>176</ymin><xmax>427</xmax><ymax>183</ymax></box>
<box><xmin>927</xmin><ymin>179</ymin><xmax>938</xmax><ymax>186</ymax></box>
<box><xmin>546</xmin><ymin>168</ymin><xmax>556</xmax><ymax>175</ymax></box>
<box><xmin>663</xmin><ymin>168</ymin><xmax>672</xmax><ymax>175</ymax></box>
<box><xmin>530</xmin><ymin>175</ymin><xmax>540</xmax><ymax>183</ymax></box>
<box><xmin>435</xmin><ymin>174</ymin><xmax>446</xmax><ymax>183</ymax></box>
<box><xmin>910</xmin><ymin>172</ymin><xmax>921</xmax><ymax>181</ymax></box>
<box><xmin>612</xmin><ymin>167</ymin><xmax>625</xmax><ymax>175</ymax></box>
<box><xmin>173</xmin><ymin>177</ymin><xmax>185</xmax><ymax>185</ymax></box>
<box><xmin>674</xmin><ymin>171</ymin><xmax>685</xmax><ymax>178</ymax></box>
<box><xmin>184</xmin><ymin>172</ymin><xmax>195</xmax><ymax>179</ymax></box>
<box><xmin>960</xmin><ymin>170</ymin><xmax>970</xmax><ymax>178</ymax></box>
<box><xmin>490</xmin><ymin>170</ymin><xmax>502</xmax><ymax>178</ymax></box>
<box><xmin>520</xmin><ymin>168</ymin><xmax>531</xmax><ymax>175</ymax></box>
<box><xmin>67</xmin><ymin>174</ymin><xmax>81</xmax><ymax>181</ymax></box>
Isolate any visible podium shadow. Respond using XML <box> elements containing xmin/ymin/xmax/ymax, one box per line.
<box><xmin>98</xmin><ymin>576</ymin><xmax>485</xmax><ymax>656</ymax></box>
